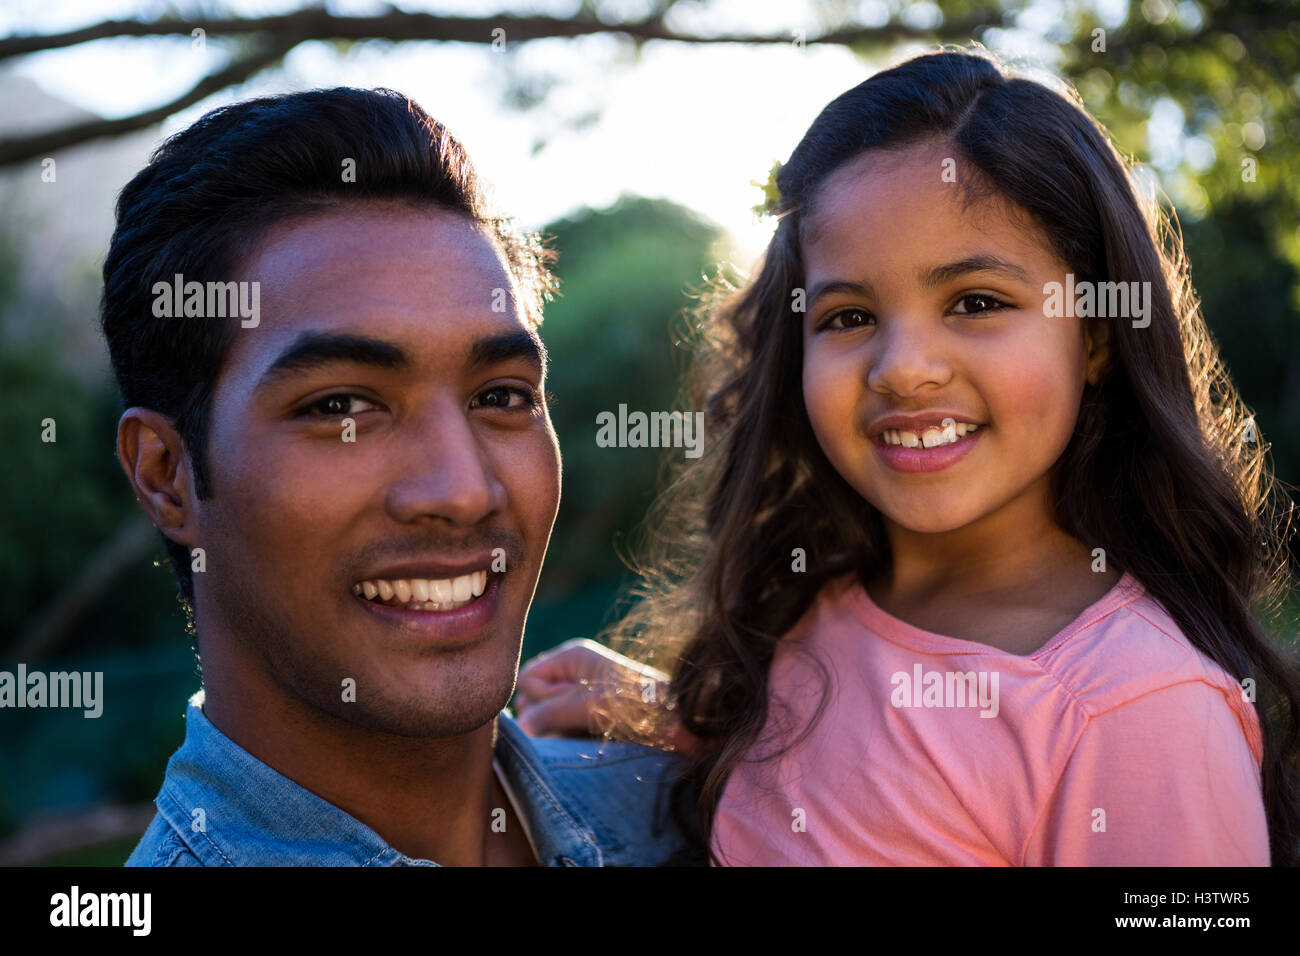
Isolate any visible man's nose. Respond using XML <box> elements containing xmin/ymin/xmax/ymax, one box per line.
<box><xmin>384</xmin><ymin>403</ymin><xmax>505</xmax><ymax>527</ymax></box>
<box><xmin>864</xmin><ymin>318</ymin><xmax>953</xmax><ymax>397</ymax></box>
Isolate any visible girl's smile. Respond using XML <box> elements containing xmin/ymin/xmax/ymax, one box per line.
<box><xmin>867</xmin><ymin>413</ymin><xmax>985</xmax><ymax>473</ymax></box>
<box><xmin>873</xmin><ymin>421</ymin><xmax>984</xmax><ymax>473</ymax></box>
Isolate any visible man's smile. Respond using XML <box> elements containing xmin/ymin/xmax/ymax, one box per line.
<box><xmin>343</xmin><ymin>550</ymin><xmax>514</xmax><ymax>641</ymax></box>
<box><xmin>353</xmin><ymin>568</ymin><xmax>506</xmax><ymax>641</ymax></box>
<box><xmin>353</xmin><ymin>569</ymin><xmax>493</xmax><ymax>610</ymax></box>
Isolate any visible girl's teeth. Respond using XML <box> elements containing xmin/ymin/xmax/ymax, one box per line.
<box><xmin>882</xmin><ymin>423</ymin><xmax>980</xmax><ymax>448</ymax></box>
<box><xmin>362</xmin><ymin>581</ymin><xmax>378</xmax><ymax>600</ymax></box>
<box><xmin>377</xmin><ymin>580</ymin><xmax>394</xmax><ymax>601</ymax></box>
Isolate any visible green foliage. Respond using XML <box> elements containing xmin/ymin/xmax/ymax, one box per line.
<box><xmin>1183</xmin><ymin>199</ymin><xmax>1300</xmax><ymax>485</ymax></box>
<box><xmin>534</xmin><ymin>196</ymin><xmax>723</xmax><ymax>607</ymax></box>
<box><xmin>0</xmin><ymin>640</ymin><xmax>198</xmax><ymax>843</ymax></box>
<box><xmin>0</xmin><ymin>351</ymin><xmax>129</xmax><ymax>644</ymax></box>
<box><xmin>1058</xmin><ymin>0</ymin><xmax>1300</xmax><ymax>250</ymax></box>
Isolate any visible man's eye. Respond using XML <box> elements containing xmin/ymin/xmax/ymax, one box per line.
<box><xmin>299</xmin><ymin>394</ymin><xmax>379</xmax><ymax>417</ymax></box>
<box><xmin>472</xmin><ymin>386</ymin><xmax>540</xmax><ymax>411</ymax></box>
<box><xmin>951</xmin><ymin>293</ymin><xmax>1008</xmax><ymax>315</ymax></box>
<box><xmin>821</xmin><ymin>308</ymin><xmax>875</xmax><ymax>331</ymax></box>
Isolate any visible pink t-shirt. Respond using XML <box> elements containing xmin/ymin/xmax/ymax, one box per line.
<box><xmin>711</xmin><ymin>571</ymin><xmax>1269</xmax><ymax>866</ymax></box>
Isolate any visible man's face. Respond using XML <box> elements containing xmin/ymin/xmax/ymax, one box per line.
<box><xmin>193</xmin><ymin>202</ymin><xmax>561</xmax><ymax>737</ymax></box>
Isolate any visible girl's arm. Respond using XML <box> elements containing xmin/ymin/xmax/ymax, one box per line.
<box><xmin>1022</xmin><ymin>680</ymin><xmax>1269</xmax><ymax>865</ymax></box>
<box><xmin>513</xmin><ymin>638</ymin><xmax>701</xmax><ymax>756</ymax></box>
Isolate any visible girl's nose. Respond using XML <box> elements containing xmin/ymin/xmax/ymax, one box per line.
<box><xmin>865</xmin><ymin>320</ymin><xmax>953</xmax><ymax>397</ymax></box>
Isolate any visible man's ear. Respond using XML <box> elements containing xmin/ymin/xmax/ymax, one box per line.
<box><xmin>117</xmin><ymin>408</ymin><xmax>199</xmax><ymax>550</ymax></box>
<box><xmin>1083</xmin><ymin>317</ymin><xmax>1112</xmax><ymax>386</ymax></box>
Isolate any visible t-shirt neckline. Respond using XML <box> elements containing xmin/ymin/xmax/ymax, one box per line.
<box><xmin>844</xmin><ymin>570</ymin><xmax>1144</xmax><ymax>658</ymax></box>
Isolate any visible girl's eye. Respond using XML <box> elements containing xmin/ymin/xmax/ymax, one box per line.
<box><xmin>472</xmin><ymin>385</ymin><xmax>541</xmax><ymax>411</ymax></box>
<box><xmin>821</xmin><ymin>308</ymin><xmax>875</xmax><ymax>331</ymax></box>
<box><xmin>299</xmin><ymin>393</ymin><xmax>379</xmax><ymax>417</ymax></box>
<box><xmin>951</xmin><ymin>293</ymin><xmax>1008</xmax><ymax>315</ymax></box>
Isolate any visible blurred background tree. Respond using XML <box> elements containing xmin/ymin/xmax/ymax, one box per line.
<box><xmin>516</xmin><ymin>196</ymin><xmax>724</xmax><ymax>660</ymax></box>
<box><xmin>0</xmin><ymin>0</ymin><xmax>1296</xmax><ymax>864</ymax></box>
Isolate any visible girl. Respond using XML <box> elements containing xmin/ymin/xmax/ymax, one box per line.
<box><xmin>514</xmin><ymin>50</ymin><xmax>1299</xmax><ymax>865</ymax></box>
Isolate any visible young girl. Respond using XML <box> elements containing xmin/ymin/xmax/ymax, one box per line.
<box><xmin>514</xmin><ymin>50</ymin><xmax>1300</xmax><ymax>865</ymax></box>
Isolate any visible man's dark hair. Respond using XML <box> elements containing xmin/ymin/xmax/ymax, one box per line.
<box><xmin>101</xmin><ymin>87</ymin><xmax>555</xmax><ymax>612</ymax></box>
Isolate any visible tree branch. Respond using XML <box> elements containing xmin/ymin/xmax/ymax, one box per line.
<box><xmin>0</xmin><ymin>8</ymin><xmax>997</xmax><ymax>60</ymax></box>
<box><xmin>0</xmin><ymin>7</ymin><xmax>1009</xmax><ymax>168</ymax></box>
<box><xmin>36</xmin><ymin>4</ymin><xmax>1292</xmax><ymax>172</ymax></box>
<box><xmin>0</xmin><ymin>36</ymin><xmax>298</xmax><ymax>166</ymax></box>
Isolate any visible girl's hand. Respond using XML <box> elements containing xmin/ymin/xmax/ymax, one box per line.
<box><xmin>513</xmin><ymin>638</ymin><xmax>672</xmax><ymax>740</ymax></box>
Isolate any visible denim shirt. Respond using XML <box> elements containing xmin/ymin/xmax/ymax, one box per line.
<box><xmin>126</xmin><ymin>692</ymin><xmax>704</xmax><ymax>867</ymax></box>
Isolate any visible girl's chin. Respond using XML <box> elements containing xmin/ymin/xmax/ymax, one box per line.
<box><xmin>890</xmin><ymin>518</ymin><xmax>977</xmax><ymax>535</ymax></box>
<box><xmin>872</xmin><ymin>500</ymin><xmax>987</xmax><ymax>536</ymax></box>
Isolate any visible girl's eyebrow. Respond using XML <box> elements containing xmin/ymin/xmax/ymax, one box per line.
<box><xmin>807</xmin><ymin>278</ymin><xmax>877</xmax><ymax>306</ymax></box>
<box><xmin>808</xmin><ymin>254</ymin><xmax>1032</xmax><ymax>308</ymax></box>
<box><xmin>919</xmin><ymin>254</ymin><xmax>1031</xmax><ymax>288</ymax></box>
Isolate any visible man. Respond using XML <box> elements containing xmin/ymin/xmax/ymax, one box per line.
<box><xmin>108</xmin><ymin>87</ymin><xmax>701</xmax><ymax>866</ymax></box>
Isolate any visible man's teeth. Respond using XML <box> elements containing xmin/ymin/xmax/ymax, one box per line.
<box><xmin>352</xmin><ymin>570</ymin><xmax>489</xmax><ymax>609</ymax></box>
<box><xmin>881</xmin><ymin>422</ymin><xmax>981</xmax><ymax>448</ymax></box>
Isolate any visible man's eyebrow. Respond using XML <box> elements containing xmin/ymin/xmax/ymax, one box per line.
<box><xmin>467</xmin><ymin>330</ymin><xmax>547</xmax><ymax>375</ymax></box>
<box><xmin>919</xmin><ymin>254</ymin><xmax>1031</xmax><ymax>288</ymax></box>
<box><xmin>257</xmin><ymin>332</ymin><xmax>410</xmax><ymax>387</ymax></box>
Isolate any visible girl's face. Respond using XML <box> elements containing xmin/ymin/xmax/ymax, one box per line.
<box><xmin>800</xmin><ymin>139</ymin><xmax>1108</xmax><ymax>535</ymax></box>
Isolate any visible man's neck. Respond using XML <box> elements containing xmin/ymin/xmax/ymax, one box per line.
<box><xmin>199</xmin><ymin>661</ymin><xmax>519</xmax><ymax>866</ymax></box>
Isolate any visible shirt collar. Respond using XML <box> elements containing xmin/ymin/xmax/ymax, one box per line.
<box><xmin>494</xmin><ymin>711</ymin><xmax>603</xmax><ymax>866</ymax></box>
<box><xmin>155</xmin><ymin>691</ymin><xmax>601</xmax><ymax>867</ymax></box>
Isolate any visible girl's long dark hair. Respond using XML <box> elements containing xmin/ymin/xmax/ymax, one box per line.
<box><xmin>602</xmin><ymin>49</ymin><xmax>1300</xmax><ymax>865</ymax></box>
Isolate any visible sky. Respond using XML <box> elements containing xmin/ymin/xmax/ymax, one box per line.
<box><xmin>1</xmin><ymin>0</ymin><xmax>1137</xmax><ymax>266</ymax></box>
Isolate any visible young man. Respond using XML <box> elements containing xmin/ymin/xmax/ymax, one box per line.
<box><xmin>108</xmin><ymin>87</ymin><xmax>700</xmax><ymax>866</ymax></box>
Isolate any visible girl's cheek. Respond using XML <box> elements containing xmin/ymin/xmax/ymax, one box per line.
<box><xmin>976</xmin><ymin>336</ymin><xmax>1084</xmax><ymax>449</ymax></box>
<box><xmin>802</xmin><ymin>350</ymin><xmax>862</xmax><ymax>456</ymax></box>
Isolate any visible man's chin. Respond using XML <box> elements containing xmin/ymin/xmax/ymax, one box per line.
<box><xmin>323</xmin><ymin>676</ymin><xmax>516</xmax><ymax>739</ymax></box>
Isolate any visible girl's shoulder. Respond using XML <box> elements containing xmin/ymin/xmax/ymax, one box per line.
<box><xmin>1035</xmin><ymin>573</ymin><xmax>1253</xmax><ymax>722</ymax></box>
<box><xmin>776</xmin><ymin>571</ymin><xmax>871</xmax><ymax>646</ymax></box>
